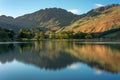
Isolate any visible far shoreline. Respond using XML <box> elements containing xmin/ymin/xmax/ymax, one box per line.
<box><xmin>0</xmin><ymin>39</ymin><xmax>120</xmax><ymax>43</ymax></box>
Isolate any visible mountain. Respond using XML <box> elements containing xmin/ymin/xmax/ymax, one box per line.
<box><xmin>0</xmin><ymin>4</ymin><xmax>120</xmax><ymax>38</ymax></box>
<box><xmin>0</xmin><ymin>15</ymin><xmax>15</xmax><ymax>29</ymax></box>
<box><xmin>61</xmin><ymin>4</ymin><xmax>120</xmax><ymax>34</ymax></box>
<box><xmin>0</xmin><ymin>8</ymin><xmax>78</xmax><ymax>31</ymax></box>
<box><xmin>15</xmin><ymin>8</ymin><xmax>78</xmax><ymax>30</ymax></box>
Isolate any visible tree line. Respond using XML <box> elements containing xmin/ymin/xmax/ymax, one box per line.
<box><xmin>17</xmin><ymin>29</ymin><xmax>93</xmax><ymax>40</ymax></box>
<box><xmin>0</xmin><ymin>27</ymin><xmax>93</xmax><ymax>41</ymax></box>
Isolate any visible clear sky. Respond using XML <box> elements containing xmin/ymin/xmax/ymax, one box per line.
<box><xmin>0</xmin><ymin>0</ymin><xmax>120</xmax><ymax>17</ymax></box>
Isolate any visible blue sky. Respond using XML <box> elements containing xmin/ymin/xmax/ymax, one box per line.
<box><xmin>0</xmin><ymin>0</ymin><xmax>120</xmax><ymax>17</ymax></box>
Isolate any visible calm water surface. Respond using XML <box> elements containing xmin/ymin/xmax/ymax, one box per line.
<box><xmin>0</xmin><ymin>40</ymin><xmax>120</xmax><ymax>80</ymax></box>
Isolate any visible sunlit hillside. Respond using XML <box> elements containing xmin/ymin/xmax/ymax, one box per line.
<box><xmin>62</xmin><ymin>4</ymin><xmax>120</xmax><ymax>33</ymax></box>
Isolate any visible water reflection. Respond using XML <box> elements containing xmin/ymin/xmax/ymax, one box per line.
<box><xmin>0</xmin><ymin>44</ymin><xmax>14</xmax><ymax>53</ymax></box>
<box><xmin>0</xmin><ymin>40</ymin><xmax>120</xmax><ymax>73</ymax></box>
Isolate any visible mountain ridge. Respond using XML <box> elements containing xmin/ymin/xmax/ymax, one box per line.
<box><xmin>60</xmin><ymin>4</ymin><xmax>120</xmax><ymax>34</ymax></box>
<box><xmin>0</xmin><ymin>8</ymin><xmax>78</xmax><ymax>31</ymax></box>
<box><xmin>0</xmin><ymin>4</ymin><xmax>120</xmax><ymax>39</ymax></box>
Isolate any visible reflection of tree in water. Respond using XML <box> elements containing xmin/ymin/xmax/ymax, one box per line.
<box><xmin>0</xmin><ymin>41</ymin><xmax>77</xmax><ymax>70</ymax></box>
<box><xmin>18</xmin><ymin>43</ymin><xmax>33</xmax><ymax>53</ymax></box>
<box><xmin>107</xmin><ymin>44</ymin><xmax>120</xmax><ymax>53</ymax></box>
<box><xmin>17</xmin><ymin>41</ymin><xmax>77</xmax><ymax>70</ymax></box>
<box><xmin>0</xmin><ymin>44</ymin><xmax>14</xmax><ymax>54</ymax></box>
<box><xmin>0</xmin><ymin>41</ymin><xmax>120</xmax><ymax>73</ymax></box>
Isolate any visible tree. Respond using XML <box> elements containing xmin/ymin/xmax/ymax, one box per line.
<box><xmin>49</xmin><ymin>32</ymin><xmax>55</xmax><ymax>39</ymax></box>
<box><xmin>18</xmin><ymin>29</ymin><xmax>33</xmax><ymax>39</ymax></box>
<box><xmin>0</xmin><ymin>28</ymin><xmax>15</xmax><ymax>41</ymax></box>
<box><xmin>73</xmin><ymin>31</ymin><xmax>86</xmax><ymax>39</ymax></box>
<box><xmin>34</xmin><ymin>32</ymin><xmax>45</xmax><ymax>40</ymax></box>
<box><xmin>85</xmin><ymin>34</ymin><xmax>93</xmax><ymax>39</ymax></box>
<box><xmin>7</xmin><ymin>29</ymin><xmax>15</xmax><ymax>40</ymax></box>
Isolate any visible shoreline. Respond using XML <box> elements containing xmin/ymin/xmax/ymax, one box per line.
<box><xmin>0</xmin><ymin>39</ymin><xmax>120</xmax><ymax>42</ymax></box>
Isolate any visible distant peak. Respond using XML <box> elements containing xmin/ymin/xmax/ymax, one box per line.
<box><xmin>95</xmin><ymin>4</ymin><xmax>120</xmax><ymax>11</ymax></box>
<box><xmin>0</xmin><ymin>15</ymin><xmax>14</xmax><ymax>19</ymax></box>
<box><xmin>87</xmin><ymin>4</ymin><xmax>120</xmax><ymax>16</ymax></box>
<box><xmin>105</xmin><ymin>4</ymin><xmax>120</xmax><ymax>7</ymax></box>
<box><xmin>38</xmin><ymin>7</ymin><xmax>67</xmax><ymax>12</ymax></box>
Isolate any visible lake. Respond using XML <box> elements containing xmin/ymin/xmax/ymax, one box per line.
<box><xmin>0</xmin><ymin>40</ymin><xmax>120</xmax><ymax>80</ymax></box>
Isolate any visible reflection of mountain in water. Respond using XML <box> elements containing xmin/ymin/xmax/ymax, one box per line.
<box><xmin>0</xmin><ymin>41</ymin><xmax>120</xmax><ymax>73</ymax></box>
<box><xmin>67</xmin><ymin>43</ymin><xmax>120</xmax><ymax>73</ymax></box>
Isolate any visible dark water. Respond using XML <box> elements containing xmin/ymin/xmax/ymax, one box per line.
<box><xmin>0</xmin><ymin>40</ymin><xmax>120</xmax><ymax>80</ymax></box>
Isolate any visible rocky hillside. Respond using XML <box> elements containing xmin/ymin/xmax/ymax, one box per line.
<box><xmin>15</xmin><ymin>8</ymin><xmax>78</xmax><ymax>30</ymax></box>
<box><xmin>0</xmin><ymin>15</ymin><xmax>16</xmax><ymax>29</ymax></box>
<box><xmin>61</xmin><ymin>4</ymin><xmax>120</xmax><ymax>33</ymax></box>
<box><xmin>0</xmin><ymin>8</ymin><xmax>78</xmax><ymax>31</ymax></box>
<box><xmin>0</xmin><ymin>4</ymin><xmax>120</xmax><ymax>39</ymax></box>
